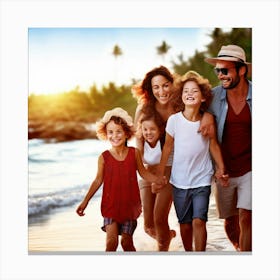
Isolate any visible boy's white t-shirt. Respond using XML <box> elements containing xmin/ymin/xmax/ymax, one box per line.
<box><xmin>166</xmin><ymin>112</ymin><xmax>214</xmax><ymax>189</ymax></box>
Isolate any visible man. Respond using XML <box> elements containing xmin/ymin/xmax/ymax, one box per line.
<box><xmin>203</xmin><ymin>45</ymin><xmax>252</xmax><ymax>251</ymax></box>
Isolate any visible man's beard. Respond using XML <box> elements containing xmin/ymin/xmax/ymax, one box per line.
<box><xmin>222</xmin><ymin>76</ymin><xmax>240</xmax><ymax>89</ymax></box>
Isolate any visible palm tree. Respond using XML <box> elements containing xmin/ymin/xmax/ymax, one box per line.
<box><xmin>112</xmin><ymin>44</ymin><xmax>123</xmax><ymax>59</ymax></box>
<box><xmin>112</xmin><ymin>44</ymin><xmax>123</xmax><ymax>84</ymax></box>
<box><xmin>156</xmin><ymin>40</ymin><xmax>171</xmax><ymax>63</ymax></box>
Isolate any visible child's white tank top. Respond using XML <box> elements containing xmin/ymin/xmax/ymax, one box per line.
<box><xmin>143</xmin><ymin>140</ymin><xmax>161</xmax><ymax>165</ymax></box>
<box><xmin>143</xmin><ymin>140</ymin><xmax>173</xmax><ymax>166</ymax></box>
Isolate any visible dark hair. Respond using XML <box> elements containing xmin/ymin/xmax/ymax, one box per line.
<box><xmin>235</xmin><ymin>62</ymin><xmax>248</xmax><ymax>78</ymax></box>
<box><xmin>136</xmin><ymin>105</ymin><xmax>166</xmax><ymax>147</ymax></box>
<box><xmin>138</xmin><ymin>105</ymin><xmax>165</xmax><ymax>135</ymax></box>
<box><xmin>96</xmin><ymin>115</ymin><xmax>135</xmax><ymax>142</ymax></box>
<box><xmin>132</xmin><ymin>65</ymin><xmax>174</xmax><ymax>106</ymax></box>
<box><xmin>109</xmin><ymin>116</ymin><xmax>134</xmax><ymax>140</ymax></box>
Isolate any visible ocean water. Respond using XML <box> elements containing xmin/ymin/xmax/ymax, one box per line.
<box><xmin>28</xmin><ymin>138</ymin><xmax>234</xmax><ymax>252</ymax></box>
<box><xmin>28</xmin><ymin>139</ymin><xmax>110</xmax><ymax>222</ymax></box>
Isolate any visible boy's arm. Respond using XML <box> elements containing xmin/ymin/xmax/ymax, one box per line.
<box><xmin>157</xmin><ymin>132</ymin><xmax>174</xmax><ymax>176</ymax></box>
<box><xmin>76</xmin><ymin>155</ymin><xmax>104</xmax><ymax>216</ymax></box>
<box><xmin>152</xmin><ymin>133</ymin><xmax>174</xmax><ymax>193</ymax></box>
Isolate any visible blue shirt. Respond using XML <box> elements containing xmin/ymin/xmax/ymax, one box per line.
<box><xmin>208</xmin><ymin>80</ymin><xmax>252</xmax><ymax>143</ymax></box>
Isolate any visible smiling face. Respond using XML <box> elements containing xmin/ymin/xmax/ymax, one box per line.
<box><xmin>182</xmin><ymin>80</ymin><xmax>205</xmax><ymax>108</ymax></box>
<box><xmin>151</xmin><ymin>75</ymin><xmax>172</xmax><ymax>105</ymax></box>
<box><xmin>215</xmin><ymin>61</ymin><xmax>240</xmax><ymax>89</ymax></box>
<box><xmin>141</xmin><ymin>119</ymin><xmax>161</xmax><ymax>147</ymax></box>
<box><xmin>106</xmin><ymin>120</ymin><xmax>127</xmax><ymax>148</ymax></box>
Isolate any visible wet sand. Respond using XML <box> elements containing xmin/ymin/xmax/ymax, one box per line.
<box><xmin>28</xmin><ymin>192</ymin><xmax>235</xmax><ymax>254</ymax></box>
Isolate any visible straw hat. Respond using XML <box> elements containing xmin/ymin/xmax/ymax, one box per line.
<box><xmin>204</xmin><ymin>45</ymin><xmax>251</xmax><ymax>66</ymax></box>
<box><xmin>101</xmin><ymin>107</ymin><xmax>133</xmax><ymax>127</ymax></box>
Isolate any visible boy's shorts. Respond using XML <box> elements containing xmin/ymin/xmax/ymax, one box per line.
<box><xmin>172</xmin><ymin>185</ymin><xmax>211</xmax><ymax>224</ymax></box>
<box><xmin>214</xmin><ymin>171</ymin><xmax>252</xmax><ymax>219</ymax></box>
<box><xmin>101</xmin><ymin>218</ymin><xmax>137</xmax><ymax>235</ymax></box>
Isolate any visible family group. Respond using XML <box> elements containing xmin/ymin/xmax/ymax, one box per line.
<box><xmin>76</xmin><ymin>44</ymin><xmax>252</xmax><ymax>253</ymax></box>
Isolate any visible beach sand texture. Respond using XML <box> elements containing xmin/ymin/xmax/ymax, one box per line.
<box><xmin>28</xmin><ymin>192</ymin><xmax>234</xmax><ymax>253</ymax></box>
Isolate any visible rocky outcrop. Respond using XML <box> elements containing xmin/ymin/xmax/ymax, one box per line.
<box><xmin>28</xmin><ymin>120</ymin><xmax>97</xmax><ymax>142</ymax></box>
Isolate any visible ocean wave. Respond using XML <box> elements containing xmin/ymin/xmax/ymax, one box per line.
<box><xmin>28</xmin><ymin>185</ymin><xmax>102</xmax><ymax>217</ymax></box>
<box><xmin>28</xmin><ymin>138</ymin><xmax>103</xmax><ymax>164</ymax></box>
<box><xmin>28</xmin><ymin>139</ymin><xmax>46</xmax><ymax>147</ymax></box>
<box><xmin>28</xmin><ymin>156</ymin><xmax>57</xmax><ymax>163</ymax></box>
<box><xmin>28</xmin><ymin>139</ymin><xmax>104</xmax><ymax>219</ymax></box>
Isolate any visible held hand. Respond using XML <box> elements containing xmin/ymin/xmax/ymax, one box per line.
<box><xmin>151</xmin><ymin>182</ymin><xmax>164</xmax><ymax>194</ymax></box>
<box><xmin>156</xmin><ymin>175</ymin><xmax>167</xmax><ymax>186</ymax></box>
<box><xmin>215</xmin><ymin>173</ymin><xmax>229</xmax><ymax>187</ymax></box>
<box><xmin>151</xmin><ymin>176</ymin><xmax>167</xmax><ymax>193</ymax></box>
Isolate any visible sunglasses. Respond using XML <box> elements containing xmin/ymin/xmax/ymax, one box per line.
<box><xmin>214</xmin><ymin>67</ymin><xmax>236</xmax><ymax>75</ymax></box>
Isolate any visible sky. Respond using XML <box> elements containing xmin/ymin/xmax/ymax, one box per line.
<box><xmin>28</xmin><ymin>28</ymin><xmax>216</xmax><ymax>95</ymax></box>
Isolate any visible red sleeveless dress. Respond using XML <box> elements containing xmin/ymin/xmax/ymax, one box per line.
<box><xmin>101</xmin><ymin>147</ymin><xmax>142</xmax><ymax>223</ymax></box>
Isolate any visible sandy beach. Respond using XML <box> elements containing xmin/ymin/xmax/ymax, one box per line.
<box><xmin>28</xmin><ymin>139</ymin><xmax>235</xmax><ymax>254</ymax></box>
<box><xmin>28</xmin><ymin>191</ymin><xmax>235</xmax><ymax>254</ymax></box>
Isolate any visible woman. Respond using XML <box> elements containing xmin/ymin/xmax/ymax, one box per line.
<box><xmin>132</xmin><ymin>65</ymin><xmax>181</xmax><ymax>251</ymax></box>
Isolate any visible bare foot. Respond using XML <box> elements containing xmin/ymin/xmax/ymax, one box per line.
<box><xmin>158</xmin><ymin>229</ymin><xmax>176</xmax><ymax>251</ymax></box>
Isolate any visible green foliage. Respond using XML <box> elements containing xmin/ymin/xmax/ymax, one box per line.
<box><xmin>29</xmin><ymin>28</ymin><xmax>251</xmax><ymax>133</ymax></box>
<box><xmin>28</xmin><ymin>83</ymin><xmax>137</xmax><ymax>124</ymax></box>
<box><xmin>89</xmin><ymin>82</ymin><xmax>137</xmax><ymax>120</ymax></box>
<box><xmin>172</xmin><ymin>53</ymin><xmax>190</xmax><ymax>74</ymax></box>
<box><xmin>171</xmin><ymin>28</ymin><xmax>252</xmax><ymax>87</ymax></box>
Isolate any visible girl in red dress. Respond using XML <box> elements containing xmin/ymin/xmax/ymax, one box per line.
<box><xmin>76</xmin><ymin>107</ymin><xmax>166</xmax><ymax>251</ymax></box>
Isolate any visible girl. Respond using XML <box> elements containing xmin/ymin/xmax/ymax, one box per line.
<box><xmin>156</xmin><ymin>71</ymin><xmax>228</xmax><ymax>251</ymax></box>
<box><xmin>76</xmin><ymin>107</ymin><xmax>166</xmax><ymax>252</ymax></box>
<box><xmin>137</xmin><ymin>107</ymin><xmax>176</xmax><ymax>241</ymax></box>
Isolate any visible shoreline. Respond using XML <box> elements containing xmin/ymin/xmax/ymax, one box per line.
<box><xmin>28</xmin><ymin>193</ymin><xmax>235</xmax><ymax>254</ymax></box>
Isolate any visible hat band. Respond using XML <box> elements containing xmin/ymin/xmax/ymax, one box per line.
<box><xmin>218</xmin><ymin>55</ymin><xmax>245</xmax><ymax>63</ymax></box>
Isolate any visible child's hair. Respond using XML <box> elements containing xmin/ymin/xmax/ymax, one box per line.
<box><xmin>136</xmin><ymin>105</ymin><xmax>165</xmax><ymax>140</ymax></box>
<box><xmin>178</xmin><ymin>70</ymin><xmax>213</xmax><ymax>113</ymax></box>
<box><xmin>96</xmin><ymin>107</ymin><xmax>135</xmax><ymax>141</ymax></box>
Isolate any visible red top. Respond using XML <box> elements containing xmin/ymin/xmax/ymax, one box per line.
<box><xmin>222</xmin><ymin>103</ymin><xmax>252</xmax><ymax>177</ymax></box>
<box><xmin>101</xmin><ymin>147</ymin><xmax>142</xmax><ymax>223</ymax></box>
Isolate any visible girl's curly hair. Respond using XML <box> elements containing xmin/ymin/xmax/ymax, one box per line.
<box><xmin>96</xmin><ymin>108</ymin><xmax>135</xmax><ymax>141</ymax></box>
<box><xmin>177</xmin><ymin>70</ymin><xmax>213</xmax><ymax>113</ymax></box>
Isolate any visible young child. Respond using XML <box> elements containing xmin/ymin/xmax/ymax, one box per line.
<box><xmin>156</xmin><ymin>71</ymin><xmax>228</xmax><ymax>251</ymax></box>
<box><xmin>136</xmin><ymin>107</ymin><xmax>176</xmax><ymax>245</ymax></box>
<box><xmin>76</xmin><ymin>107</ymin><xmax>166</xmax><ymax>252</ymax></box>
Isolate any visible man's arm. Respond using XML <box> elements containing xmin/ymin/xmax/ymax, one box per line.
<box><xmin>199</xmin><ymin>112</ymin><xmax>215</xmax><ymax>138</ymax></box>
